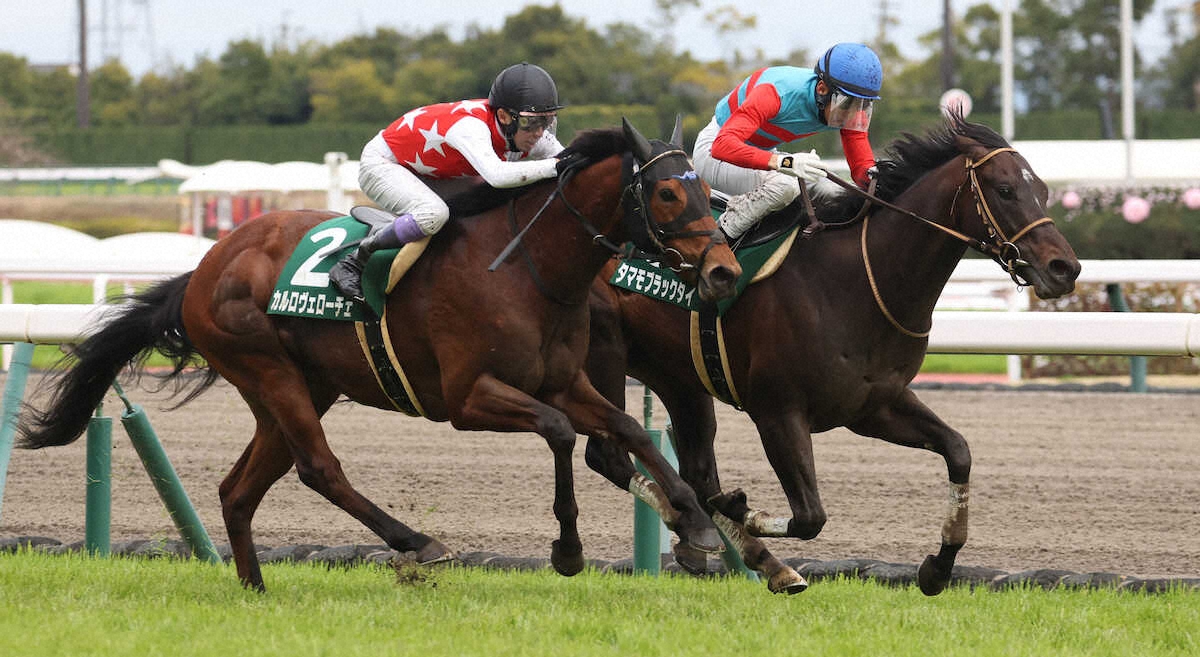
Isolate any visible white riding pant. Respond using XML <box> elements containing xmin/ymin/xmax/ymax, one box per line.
<box><xmin>693</xmin><ymin>118</ymin><xmax>801</xmax><ymax>238</ymax></box>
<box><xmin>357</xmin><ymin>133</ymin><xmax>444</xmax><ymax>236</ymax></box>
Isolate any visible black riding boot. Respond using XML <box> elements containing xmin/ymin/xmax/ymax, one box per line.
<box><xmin>329</xmin><ymin>221</ymin><xmax>411</xmax><ymax>304</ymax></box>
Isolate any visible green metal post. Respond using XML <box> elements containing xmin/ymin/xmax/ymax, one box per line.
<box><xmin>1106</xmin><ymin>284</ymin><xmax>1147</xmax><ymax>392</ymax></box>
<box><xmin>112</xmin><ymin>383</ymin><xmax>221</xmax><ymax>563</ymax></box>
<box><xmin>0</xmin><ymin>342</ymin><xmax>35</xmax><ymax>523</ymax></box>
<box><xmin>84</xmin><ymin>404</ymin><xmax>112</xmax><ymax>556</ymax></box>
<box><xmin>633</xmin><ymin>386</ymin><xmax>662</xmax><ymax>575</ymax></box>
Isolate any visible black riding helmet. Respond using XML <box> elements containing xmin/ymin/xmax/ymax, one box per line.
<box><xmin>488</xmin><ymin>62</ymin><xmax>564</xmax><ymax>150</ymax></box>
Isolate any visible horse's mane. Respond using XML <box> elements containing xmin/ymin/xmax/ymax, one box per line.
<box><xmin>813</xmin><ymin>114</ymin><xmax>1011</xmax><ymax>222</ymax></box>
<box><xmin>445</xmin><ymin>127</ymin><xmax>628</xmax><ymax>220</ymax></box>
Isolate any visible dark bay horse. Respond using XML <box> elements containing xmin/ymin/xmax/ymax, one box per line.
<box><xmin>19</xmin><ymin>120</ymin><xmax>742</xmax><ymax>591</ymax></box>
<box><xmin>583</xmin><ymin>116</ymin><xmax>1081</xmax><ymax>595</ymax></box>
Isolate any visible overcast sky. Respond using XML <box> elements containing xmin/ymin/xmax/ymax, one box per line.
<box><xmin>0</xmin><ymin>0</ymin><xmax>1189</xmax><ymax>78</ymax></box>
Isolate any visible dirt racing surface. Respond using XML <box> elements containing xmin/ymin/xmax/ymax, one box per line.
<box><xmin>3</xmin><ymin>376</ymin><xmax>1198</xmax><ymax>578</ymax></box>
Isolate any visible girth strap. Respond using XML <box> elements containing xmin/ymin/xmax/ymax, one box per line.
<box><xmin>355</xmin><ymin>316</ymin><xmax>425</xmax><ymax>418</ymax></box>
<box><xmin>689</xmin><ymin>306</ymin><xmax>743</xmax><ymax>408</ymax></box>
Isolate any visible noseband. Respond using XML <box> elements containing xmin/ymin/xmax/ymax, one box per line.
<box><xmin>617</xmin><ymin>149</ymin><xmax>727</xmax><ymax>273</ymax></box>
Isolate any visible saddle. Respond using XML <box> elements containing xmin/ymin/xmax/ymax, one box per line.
<box><xmin>268</xmin><ymin>210</ymin><xmax>431</xmax><ymax>417</ymax></box>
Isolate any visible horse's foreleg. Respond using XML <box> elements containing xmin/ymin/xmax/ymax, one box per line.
<box><xmin>848</xmin><ymin>388</ymin><xmax>972</xmax><ymax>596</ymax></box>
<box><xmin>450</xmin><ymin>373</ymin><xmax>584</xmax><ymax>576</ymax></box>
<box><xmin>736</xmin><ymin>410</ymin><xmax>828</xmax><ymax>540</ymax></box>
<box><xmin>553</xmin><ymin>373</ymin><xmax>724</xmax><ymax>571</ymax></box>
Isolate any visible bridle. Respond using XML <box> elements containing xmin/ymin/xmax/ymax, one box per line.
<box><xmin>488</xmin><ymin>146</ymin><xmax>724</xmax><ymax>304</ymax></box>
<box><xmin>823</xmin><ymin>146</ymin><xmax>1055</xmax><ymax>338</ymax></box>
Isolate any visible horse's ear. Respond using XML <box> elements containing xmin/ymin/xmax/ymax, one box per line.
<box><xmin>622</xmin><ymin>117</ymin><xmax>654</xmax><ymax>164</ymax></box>
<box><xmin>953</xmin><ymin>134</ymin><xmax>990</xmax><ymax>162</ymax></box>
<box><xmin>669</xmin><ymin>114</ymin><xmax>684</xmax><ymax>148</ymax></box>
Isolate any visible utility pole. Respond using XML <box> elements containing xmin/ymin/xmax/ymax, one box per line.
<box><xmin>940</xmin><ymin>0</ymin><xmax>956</xmax><ymax>90</ymax></box>
<box><xmin>77</xmin><ymin>0</ymin><xmax>90</xmax><ymax>128</ymax></box>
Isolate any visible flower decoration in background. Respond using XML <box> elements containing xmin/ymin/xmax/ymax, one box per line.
<box><xmin>1184</xmin><ymin>188</ymin><xmax>1200</xmax><ymax>210</ymax></box>
<box><xmin>1121</xmin><ymin>195</ymin><xmax>1151</xmax><ymax>224</ymax></box>
<box><xmin>1061</xmin><ymin>190</ymin><xmax>1081</xmax><ymax>209</ymax></box>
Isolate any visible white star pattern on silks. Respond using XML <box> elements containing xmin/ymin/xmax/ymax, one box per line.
<box><xmin>452</xmin><ymin>99</ymin><xmax>488</xmax><ymax>114</ymax></box>
<box><xmin>419</xmin><ymin>121</ymin><xmax>447</xmax><ymax>156</ymax></box>
<box><xmin>397</xmin><ymin>107</ymin><xmax>426</xmax><ymax>131</ymax></box>
<box><xmin>404</xmin><ymin>153</ymin><xmax>439</xmax><ymax>176</ymax></box>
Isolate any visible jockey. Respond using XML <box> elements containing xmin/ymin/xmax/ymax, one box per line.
<box><xmin>693</xmin><ymin>43</ymin><xmax>882</xmax><ymax>240</ymax></box>
<box><xmin>329</xmin><ymin>62</ymin><xmax>566</xmax><ymax>303</ymax></box>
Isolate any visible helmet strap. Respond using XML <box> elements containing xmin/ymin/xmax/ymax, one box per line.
<box><xmin>497</xmin><ymin>108</ymin><xmax>520</xmax><ymax>151</ymax></box>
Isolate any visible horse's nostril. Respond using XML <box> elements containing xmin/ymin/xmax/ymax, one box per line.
<box><xmin>710</xmin><ymin>266</ymin><xmax>738</xmax><ymax>289</ymax></box>
<box><xmin>1049</xmin><ymin>258</ymin><xmax>1081</xmax><ymax>282</ymax></box>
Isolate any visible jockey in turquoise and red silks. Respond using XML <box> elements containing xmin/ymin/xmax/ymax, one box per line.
<box><xmin>694</xmin><ymin>43</ymin><xmax>883</xmax><ymax>240</ymax></box>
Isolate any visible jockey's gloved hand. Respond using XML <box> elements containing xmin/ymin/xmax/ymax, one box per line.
<box><xmin>555</xmin><ymin>151</ymin><xmax>588</xmax><ymax>176</ymax></box>
<box><xmin>867</xmin><ymin>164</ymin><xmax>879</xmax><ymax>180</ymax></box>
<box><xmin>771</xmin><ymin>150</ymin><xmax>825</xmax><ymax>184</ymax></box>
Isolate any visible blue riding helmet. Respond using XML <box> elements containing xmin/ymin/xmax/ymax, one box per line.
<box><xmin>814</xmin><ymin>43</ymin><xmax>882</xmax><ymax>100</ymax></box>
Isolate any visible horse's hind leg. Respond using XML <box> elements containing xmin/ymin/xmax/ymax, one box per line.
<box><xmin>216</xmin><ymin>357</ymin><xmax>452</xmax><ymax>581</ymax></box>
<box><xmin>848</xmin><ymin>388</ymin><xmax>971</xmax><ymax>596</ymax></box>
<box><xmin>219</xmin><ymin>417</ymin><xmax>296</xmax><ymax>591</ymax></box>
<box><xmin>449</xmin><ymin>373</ymin><xmax>584</xmax><ymax>576</ymax></box>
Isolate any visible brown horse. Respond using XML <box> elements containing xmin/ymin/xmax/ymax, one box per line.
<box><xmin>583</xmin><ymin>116</ymin><xmax>1081</xmax><ymax>595</ymax></box>
<box><xmin>19</xmin><ymin>120</ymin><xmax>742</xmax><ymax>591</ymax></box>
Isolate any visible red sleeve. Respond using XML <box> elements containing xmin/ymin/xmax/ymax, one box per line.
<box><xmin>840</xmin><ymin>129</ymin><xmax>876</xmax><ymax>187</ymax></box>
<box><xmin>710</xmin><ymin>85</ymin><xmax>781</xmax><ymax>170</ymax></box>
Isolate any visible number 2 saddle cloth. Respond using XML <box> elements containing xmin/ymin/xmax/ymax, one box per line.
<box><xmin>268</xmin><ymin>209</ymin><xmax>429</xmax><ymax>418</ymax></box>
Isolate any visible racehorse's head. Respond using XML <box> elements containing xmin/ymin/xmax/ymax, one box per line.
<box><xmin>947</xmin><ymin>116</ymin><xmax>1081</xmax><ymax>299</ymax></box>
<box><xmin>618</xmin><ymin>117</ymin><xmax>740</xmax><ymax>302</ymax></box>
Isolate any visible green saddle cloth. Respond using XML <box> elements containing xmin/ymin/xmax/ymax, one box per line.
<box><xmin>607</xmin><ymin>228</ymin><xmax>795</xmax><ymax>316</ymax></box>
<box><xmin>268</xmin><ymin>215</ymin><xmax>401</xmax><ymax>321</ymax></box>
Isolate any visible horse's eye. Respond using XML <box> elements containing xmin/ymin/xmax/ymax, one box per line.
<box><xmin>997</xmin><ymin>184</ymin><xmax>1015</xmax><ymax>200</ymax></box>
<box><xmin>658</xmin><ymin>188</ymin><xmax>677</xmax><ymax>203</ymax></box>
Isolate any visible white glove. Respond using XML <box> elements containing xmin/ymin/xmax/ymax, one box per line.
<box><xmin>771</xmin><ymin>150</ymin><xmax>826</xmax><ymax>184</ymax></box>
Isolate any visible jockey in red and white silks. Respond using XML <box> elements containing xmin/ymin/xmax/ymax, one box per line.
<box><xmin>329</xmin><ymin>62</ymin><xmax>565</xmax><ymax>304</ymax></box>
<box><xmin>694</xmin><ymin>43</ymin><xmax>882</xmax><ymax>239</ymax></box>
<box><xmin>360</xmin><ymin>97</ymin><xmax>563</xmax><ymax>237</ymax></box>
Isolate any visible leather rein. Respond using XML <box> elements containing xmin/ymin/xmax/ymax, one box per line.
<box><xmin>820</xmin><ymin>146</ymin><xmax>1056</xmax><ymax>338</ymax></box>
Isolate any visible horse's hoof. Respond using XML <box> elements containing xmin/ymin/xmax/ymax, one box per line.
<box><xmin>918</xmin><ymin>554</ymin><xmax>951</xmax><ymax>596</ymax></box>
<box><xmin>767</xmin><ymin>567</ymin><xmax>809</xmax><ymax>595</ymax></box>
<box><xmin>551</xmin><ymin>540</ymin><xmax>585</xmax><ymax>577</ymax></box>
<box><xmin>685</xmin><ymin>526</ymin><xmax>726</xmax><ymax>554</ymax></box>
<box><xmin>415</xmin><ymin>540</ymin><xmax>456</xmax><ymax>566</ymax></box>
<box><xmin>673</xmin><ymin>542</ymin><xmax>714</xmax><ymax>575</ymax></box>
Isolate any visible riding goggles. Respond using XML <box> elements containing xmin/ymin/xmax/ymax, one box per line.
<box><xmin>515</xmin><ymin>111</ymin><xmax>558</xmax><ymax>134</ymax></box>
<box><xmin>825</xmin><ymin>90</ymin><xmax>874</xmax><ymax>132</ymax></box>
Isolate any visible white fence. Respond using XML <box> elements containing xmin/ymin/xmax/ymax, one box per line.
<box><xmin>0</xmin><ymin>304</ymin><xmax>1194</xmax><ymax>358</ymax></box>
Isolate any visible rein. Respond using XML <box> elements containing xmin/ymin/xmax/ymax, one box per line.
<box><xmin>825</xmin><ymin>146</ymin><xmax>1056</xmax><ymax>338</ymax></box>
<box><xmin>488</xmin><ymin>146</ymin><xmax>719</xmax><ymax>305</ymax></box>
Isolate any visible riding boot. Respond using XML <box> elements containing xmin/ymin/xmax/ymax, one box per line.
<box><xmin>329</xmin><ymin>213</ymin><xmax>424</xmax><ymax>304</ymax></box>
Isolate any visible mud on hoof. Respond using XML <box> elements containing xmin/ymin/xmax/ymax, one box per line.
<box><xmin>767</xmin><ymin>567</ymin><xmax>809</xmax><ymax>595</ymax></box>
<box><xmin>918</xmin><ymin>554</ymin><xmax>953</xmax><ymax>596</ymax></box>
<box><xmin>415</xmin><ymin>540</ymin><xmax>456</xmax><ymax>566</ymax></box>
<box><xmin>551</xmin><ymin>539</ymin><xmax>585</xmax><ymax>577</ymax></box>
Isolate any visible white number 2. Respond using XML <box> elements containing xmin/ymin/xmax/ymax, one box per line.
<box><xmin>290</xmin><ymin>227</ymin><xmax>349</xmax><ymax>288</ymax></box>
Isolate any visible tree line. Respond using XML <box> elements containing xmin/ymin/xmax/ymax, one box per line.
<box><xmin>0</xmin><ymin>2</ymin><xmax>1197</xmax><ymax>137</ymax></box>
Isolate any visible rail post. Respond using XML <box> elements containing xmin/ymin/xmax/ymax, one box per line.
<box><xmin>0</xmin><ymin>341</ymin><xmax>35</xmax><ymax>523</ymax></box>
<box><xmin>84</xmin><ymin>403</ymin><xmax>112</xmax><ymax>556</ymax></box>
<box><xmin>1106</xmin><ymin>283</ymin><xmax>1147</xmax><ymax>392</ymax></box>
<box><xmin>112</xmin><ymin>382</ymin><xmax>221</xmax><ymax>563</ymax></box>
<box><xmin>633</xmin><ymin>385</ymin><xmax>666</xmax><ymax>574</ymax></box>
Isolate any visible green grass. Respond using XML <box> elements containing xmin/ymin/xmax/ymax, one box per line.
<box><xmin>920</xmin><ymin>353</ymin><xmax>1009</xmax><ymax>374</ymax></box>
<box><xmin>0</xmin><ymin>550</ymin><xmax>1196</xmax><ymax>657</ymax></box>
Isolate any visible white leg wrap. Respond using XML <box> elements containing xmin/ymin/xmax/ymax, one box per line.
<box><xmin>710</xmin><ymin>511</ymin><xmax>745</xmax><ymax>555</ymax></box>
<box><xmin>942</xmin><ymin>482</ymin><xmax>970</xmax><ymax>546</ymax></box>
<box><xmin>628</xmin><ymin>473</ymin><xmax>681</xmax><ymax>526</ymax></box>
<box><xmin>743</xmin><ymin>510</ymin><xmax>791</xmax><ymax>537</ymax></box>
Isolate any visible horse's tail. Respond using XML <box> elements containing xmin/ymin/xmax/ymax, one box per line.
<box><xmin>19</xmin><ymin>272</ymin><xmax>217</xmax><ymax>449</ymax></box>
